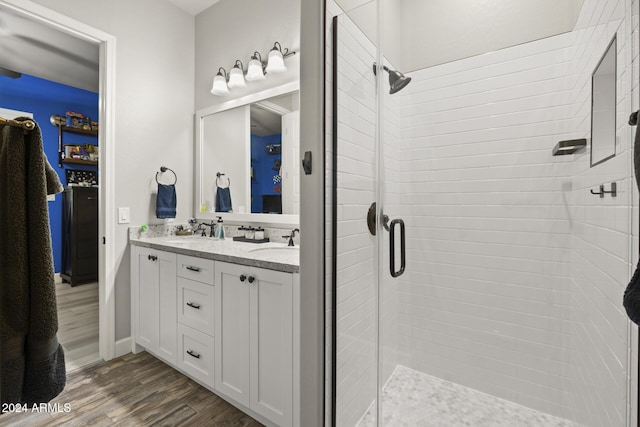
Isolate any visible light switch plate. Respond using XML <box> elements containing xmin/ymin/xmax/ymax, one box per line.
<box><xmin>118</xmin><ymin>207</ymin><xmax>130</xmax><ymax>224</ymax></box>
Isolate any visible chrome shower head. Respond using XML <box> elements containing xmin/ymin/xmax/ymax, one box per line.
<box><xmin>386</xmin><ymin>68</ymin><xmax>411</xmax><ymax>94</ymax></box>
<box><xmin>373</xmin><ymin>63</ymin><xmax>412</xmax><ymax>94</ymax></box>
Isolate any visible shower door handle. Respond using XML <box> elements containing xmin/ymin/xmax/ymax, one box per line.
<box><xmin>389</xmin><ymin>219</ymin><xmax>405</xmax><ymax>278</ymax></box>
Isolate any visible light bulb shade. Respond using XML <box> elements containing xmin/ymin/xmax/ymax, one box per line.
<box><xmin>246</xmin><ymin>58</ymin><xmax>265</xmax><ymax>81</ymax></box>
<box><xmin>265</xmin><ymin>49</ymin><xmax>286</xmax><ymax>74</ymax></box>
<box><xmin>228</xmin><ymin>66</ymin><xmax>246</xmax><ymax>88</ymax></box>
<box><xmin>211</xmin><ymin>74</ymin><xmax>229</xmax><ymax>96</ymax></box>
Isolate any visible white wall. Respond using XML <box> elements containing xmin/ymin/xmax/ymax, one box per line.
<box><xmin>567</xmin><ymin>0</ymin><xmax>634</xmax><ymax>425</ymax></box>
<box><xmin>194</xmin><ymin>0</ymin><xmax>300</xmax><ymax>111</ymax></box>
<box><xmin>29</xmin><ymin>0</ymin><xmax>195</xmax><ymax>341</ymax></box>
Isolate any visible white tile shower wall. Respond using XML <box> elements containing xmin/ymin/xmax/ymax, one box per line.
<box><xmin>395</xmin><ymin>33</ymin><xmax>578</xmax><ymax>418</ymax></box>
<box><xmin>334</xmin><ymin>12</ymin><xmax>378</xmax><ymax>427</ymax></box>
<box><xmin>629</xmin><ymin>2</ymin><xmax>639</xmax><ymax>425</ymax></box>
<box><xmin>568</xmin><ymin>0</ymin><xmax>635</xmax><ymax>425</ymax></box>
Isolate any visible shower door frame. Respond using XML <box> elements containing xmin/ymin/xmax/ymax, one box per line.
<box><xmin>327</xmin><ymin>1</ymin><xmax>640</xmax><ymax>425</ymax></box>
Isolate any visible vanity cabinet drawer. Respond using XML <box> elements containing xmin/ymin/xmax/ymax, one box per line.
<box><xmin>177</xmin><ymin>254</ymin><xmax>214</xmax><ymax>284</ymax></box>
<box><xmin>178</xmin><ymin>277</ymin><xmax>214</xmax><ymax>334</ymax></box>
<box><xmin>177</xmin><ymin>323</ymin><xmax>215</xmax><ymax>388</ymax></box>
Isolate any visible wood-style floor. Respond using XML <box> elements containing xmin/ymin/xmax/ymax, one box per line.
<box><xmin>55</xmin><ymin>278</ymin><xmax>101</xmax><ymax>372</ymax></box>
<box><xmin>1</xmin><ymin>352</ymin><xmax>263</xmax><ymax>427</ymax></box>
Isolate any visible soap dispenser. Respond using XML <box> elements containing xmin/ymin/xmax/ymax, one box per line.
<box><xmin>215</xmin><ymin>216</ymin><xmax>225</xmax><ymax>240</ymax></box>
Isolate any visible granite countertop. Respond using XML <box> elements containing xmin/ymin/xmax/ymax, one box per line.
<box><xmin>130</xmin><ymin>235</ymin><xmax>299</xmax><ymax>273</ymax></box>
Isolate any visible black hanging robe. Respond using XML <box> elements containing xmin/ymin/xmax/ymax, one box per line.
<box><xmin>0</xmin><ymin>117</ymin><xmax>66</xmax><ymax>404</ymax></box>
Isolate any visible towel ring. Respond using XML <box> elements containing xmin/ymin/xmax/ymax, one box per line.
<box><xmin>156</xmin><ymin>166</ymin><xmax>177</xmax><ymax>185</ymax></box>
<box><xmin>216</xmin><ymin>172</ymin><xmax>230</xmax><ymax>188</ymax></box>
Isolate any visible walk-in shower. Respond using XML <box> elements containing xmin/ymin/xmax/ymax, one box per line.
<box><xmin>327</xmin><ymin>0</ymin><xmax>638</xmax><ymax>426</ymax></box>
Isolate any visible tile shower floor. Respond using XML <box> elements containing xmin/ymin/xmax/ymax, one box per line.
<box><xmin>358</xmin><ymin>366</ymin><xmax>577</xmax><ymax>427</ymax></box>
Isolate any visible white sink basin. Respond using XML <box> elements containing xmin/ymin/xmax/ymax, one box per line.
<box><xmin>249</xmin><ymin>246</ymin><xmax>299</xmax><ymax>257</ymax></box>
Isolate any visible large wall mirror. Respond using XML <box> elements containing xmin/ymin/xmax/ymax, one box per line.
<box><xmin>195</xmin><ymin>81</ymin><xmax>300</xmax><ymax>225</ymax></box>
<box><xmin>590</xmin><ymin>34</ymin><xmax>616</xmax><ymax>167</ymax></box>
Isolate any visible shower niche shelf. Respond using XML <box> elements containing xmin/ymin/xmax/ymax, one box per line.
<box><xmin>552</xmin><ymin>138</ymin><xmax>587</xmax><ymax>156</ymax></box>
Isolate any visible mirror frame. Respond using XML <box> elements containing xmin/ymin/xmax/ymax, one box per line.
<box><xmin>590</xmin><ymin>34</ymin><xmax>617</xmax><ymax>167</ymax></box>
<box><xmin>195</xmin><ymin>81</ymin><xmax>300</xmax><ymax>226</ymax></box>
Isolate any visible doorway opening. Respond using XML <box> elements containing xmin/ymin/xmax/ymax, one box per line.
<box><xmin>0</xmin><ymin>0</ymin><xmax>117</xmax><ymax>366</ymax></box>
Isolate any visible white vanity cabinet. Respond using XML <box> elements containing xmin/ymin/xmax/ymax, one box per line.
<box><xmin>131</xmin><ymin>241</ymin><xmax>298</xmax><ymax>427</ymax></box>
<box><xmin>215</xmin><ymin>261</ymin><xmax>294</xmax><ymax>427</ymax></box>
<box><xmin>131</xmin><ymin>246</ymin><xmax>177</xmax><ymax>365</ymax></box>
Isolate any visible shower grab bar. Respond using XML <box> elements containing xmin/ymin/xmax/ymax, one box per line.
<box><xmin>389</xmin><ymin>219</ymin><xmax>406</xmax><ymax>278</ymax></box>
<box><xmin>590</xmin><ymin>182</ymin><xmax>617</xmax><ymax>198</ymax></box>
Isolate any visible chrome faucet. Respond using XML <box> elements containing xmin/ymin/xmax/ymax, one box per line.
<box><xmin>196</xmin><ymin>221</ymin><xmax>215</xmax><ymax>237</ymax></box>
<box><xmin>283</xmin><ymin>228</ymin><xmax>299</xmax><ymax>247</ymax></box>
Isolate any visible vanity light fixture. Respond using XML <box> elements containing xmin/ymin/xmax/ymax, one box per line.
<box><xmin>228</xmin><ymin>60</ymin><xmax>247</xmax><ymax>89</ymax></box>
<box><xmin>265</xmin><ymin>42</ymin><xmax>288</xmax><ymax>74</ymax></box>
<box><xmin>211</xmin><ymin>67</ymin><xmax>229</xmax><ymax>96</ymax></box>
<box><xmin>210</xmin><ymin>42</ymin><xmax>296</xmax><ymax>96</ymax></box>
<box><xmin>246</xmin><ymin>52</ymin><xmax>266</xmax><ymax>81</ymax></box>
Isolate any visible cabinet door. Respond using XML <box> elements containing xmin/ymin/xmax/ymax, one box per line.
<box><xmin>73</xmin><ymin>187</ymin><xmax>98</xmax><ymax>279</ymax></box>
<box><xmin>157</xmin><ymin>250</ymin><xmax>177</xmax><ymax>365</ymax></box>
<box><xmin>250</xmin><ymin>267</ymin><xmax>293</xmax><ymax>427</ymax></box>
<box><xmin>214</xmin><ymin>262</ymin><xmax>251</xmax><ymax>407</ymax></box>
<box><xmin>134</xmin><ymin>247</ymin><xmax>177</xmax><ymax>365</ymax></box>
<box><xmin>136</xmin><ymin>247</ymin><xmax>159</xmax><ymax>350</ymax></box>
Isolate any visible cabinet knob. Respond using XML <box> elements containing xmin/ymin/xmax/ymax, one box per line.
<box><xmin>186</xmin><ymin>302</ymin><xmax>201</xmax><ymax>309</ymax></box>
<box><xmin>239</xmin><ymin>274</ymin><xmax>247</xmax><ymax>282</ymax></box>
<box><xmin>248</xmin><ymin>275</ymin><xmax>255</xmax><ymax>284</ymax></box>
<box><xmin>148</xmin><ymin>255</ymin><xmax>157</xmax><ymax>261</ymax></box>
<box><xmin>186</xmin><ymin>349</ymin><xmax>201</xmax><ymax>359</ymax></box>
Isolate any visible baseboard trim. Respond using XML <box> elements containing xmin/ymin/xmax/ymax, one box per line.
<box><xmin>115</xmin><ymin>337</ymin><xmax>131</xmax><ymax>358</ymax></box>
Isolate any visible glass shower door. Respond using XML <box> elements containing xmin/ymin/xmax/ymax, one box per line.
<box><xmin>330</xmin><ymin>1</ymin><xmax>407</xmax><ymax>424</ymax></box>
<box><xmin>330</xmin><ymin>4</ymin><xmax>381</xmax><ymax>426</ymax></box>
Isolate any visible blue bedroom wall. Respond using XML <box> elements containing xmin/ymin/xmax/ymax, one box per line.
<box><xmin>250</xmin><ymin>134</ymin><xmax>282</xmax><ymax>213</ymax></box>
<box><xmin>0</xmin><ymin>73</ymin><xmax>99</xmax><ymax>273</ymax></box>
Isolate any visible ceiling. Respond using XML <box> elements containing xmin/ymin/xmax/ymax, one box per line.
<box><xmin>338</xmin><ymin>0</ymin><xmax>585</xmax><ymax>72</ymax></box>
<box><xmin>0</xmin><ymin>5</ymin><xmax>99</xmax><ymax>92</ymax></box>
<box><xmin>166</xmin><ymin>0</ymin><xmax>221</xmax><ymax>15</ymax></box>
<box><xmin>0</xmin><ymin>0</ymin><xmax>221</xmax><ymax>94</ymax></box>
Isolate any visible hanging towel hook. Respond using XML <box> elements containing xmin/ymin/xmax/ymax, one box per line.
<box><xmin>156</xmin><ymin>166</ymin><xmax>177</xmax><ymax>185</ymax></box>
